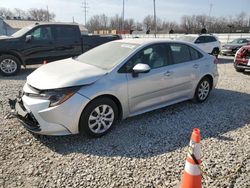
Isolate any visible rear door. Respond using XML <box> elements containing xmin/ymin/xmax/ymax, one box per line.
<box><xmin>163</xmin><ymin>43</ymin><xmax>202</xmax><ymax>100</ymax></box>
<box><xmin>52</xmin><ymin>25</ymin><xmax>82</xmax><ymax>60</ymax></box>
<box><xmin>195</xmin><ymin>36</ymin><xmax>210</xmax><ymax>53</ymax></box>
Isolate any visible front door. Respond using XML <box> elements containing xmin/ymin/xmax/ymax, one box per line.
<box><xmin>23</xmin><ymin>26</ymin><xmax>56</xmax><ymax>64</ymax></box>
<box><xmin>126</xmin><ymin>43</ymin><xmax>200</xmax><ymax>115</ymax></box>
<box><xmin>126</xmin><ymin>44</ymin><xmax>174</xmax><ymax>114</ymax></box>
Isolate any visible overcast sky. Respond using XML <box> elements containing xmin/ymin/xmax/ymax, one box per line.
<box><xmin>1</xmin><ymin>0</ymin><xmax>250</xmax><ymax>24</ymax></box>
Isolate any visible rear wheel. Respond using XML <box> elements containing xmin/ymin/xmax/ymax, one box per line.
<box><xmin>79</xmin><ymin>97</ymin><xmax>118</xmax><ymax>137</ymax></box>
<box><xmin>193</xmin><ymin>77</ymin><xmax>211</xmax><ymax>103</ymax></box>
<box><xmin>0</xmin><ymin>55</ymin><xmax>21</xmax><ymax>76</ymax></box>
<box><xmin>211</xmin><ymin>48</ymin><xmax>219</xmax><ymax>58</ymax></box>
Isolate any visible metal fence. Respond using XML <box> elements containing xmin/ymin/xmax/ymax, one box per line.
<box><xmin>122</xmin><ymin>33</ymin><xmax>250</xmax><ymax>44</ymax></box>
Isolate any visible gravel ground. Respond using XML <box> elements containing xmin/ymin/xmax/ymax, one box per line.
<box><xmin>0</xmin><ymin>56</ymin><xmax>249</xmax><ymax>188</ymax></box>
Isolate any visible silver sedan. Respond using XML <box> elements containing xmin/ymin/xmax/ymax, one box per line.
<box><xmin>10</xmin><ymin>39</ymin><xmax>219</xmax><ymax>137</ymax></box>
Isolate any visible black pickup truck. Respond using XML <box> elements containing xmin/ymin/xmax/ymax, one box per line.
<box><xmin>0</xmin><ymin>23</ymin><xmax>121</xmax><ymax>76</ymax></box>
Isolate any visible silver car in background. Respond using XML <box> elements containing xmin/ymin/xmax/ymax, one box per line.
<box><xmin>10</xmin><ymin>39</ymin><xmax>219</xmax><ymax>137</ymax></box>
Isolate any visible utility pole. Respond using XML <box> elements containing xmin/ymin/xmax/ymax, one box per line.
<box><xmin>208</xmin><ymin>3</ymin><xmax>213</xmax><ymax>18</ymax></box>
<box><xmin>153</xmin><ymin>0</ymin><xmax>157</xmax><ymax>37</ymax></box>
<box><xmin>122</xmin><ymin>0</ymin><xmax>125</xmax><ymax>34</ymax></box>
<box><xmin>46</xmin><ymin>5</ymin><xmax>49</xmax><ymax>22</ymax></box>
<box><xmin>208</xmin><ymin>3</ymin><xmax>213</xmax><ymax>33</ymax></box>
<box><xmin>82</xmin><ymin>0</ymin><xmax>89</xmax><ymax>26</ymax></box>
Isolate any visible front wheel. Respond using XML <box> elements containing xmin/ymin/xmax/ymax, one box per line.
<box><xmin>0</xmin><ymin>55</ymin><xmax>21</xmax><ymax>76</ymax></box>
<box><xmin>79</xmin><ymin>97</ymin><xmax>118</xmax><ymax>137</ymax></box>
<box><xmin>193</xmin><ymin>78</ymin><xmax>211</xmax><ymax>103</ymax></box>
<box><xmin>235</xmin><ymin>67</ymin><xmax>244</xmax><ymax>72</ymax></box>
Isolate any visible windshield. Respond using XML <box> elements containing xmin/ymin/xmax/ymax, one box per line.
<box><xmin>230</xmin><ymin>39</ymin><xmax>246</xmax><ymax>44</ymax></box>
<box><xmin>178</xmin><ymin>36</ymin><xmax>196</xmax><ymax>42</ymax></box>
<box><xmin>76</xmin><ymin>42</ymin><xmax>139</xmax><ymax>70</ymax></box>
<box><xmin>11</xmin><ymin>26</ymin><xmax>33</xmax><ymax>37</ymax></box>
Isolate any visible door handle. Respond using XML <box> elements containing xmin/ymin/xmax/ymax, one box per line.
<box><xmin>193</xmin><ymin>64</ymin><xmax>199</xmax><ymax>69</ymax></box>
<box><xmin>164</xmin><ymin>71</ymin><xmax>173</xmax><ymax>76</ymax></box>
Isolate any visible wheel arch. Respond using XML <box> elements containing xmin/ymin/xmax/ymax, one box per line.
<box><xmin>0</xmin><ymin>51</ymin><xmax>24</xmax><ymax>66</ymax></box>
<box><xmin>84</xmin><ymin>94</ymin><xmax>123</xmax><ymax>121</ymax></box>
<box><xmin>200</xmin><ymin>74</ymin><xmax>214</xmax><ymax>88</ymax></box>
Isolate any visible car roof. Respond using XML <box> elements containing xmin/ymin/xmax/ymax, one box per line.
<box><xmin>32</xmin><ymin>22</ymin><xmax>79</xmax><ymax>27</ymax></box>
<box><xmin>114</xmin><ymin>38</ymin><xmax>186</xmax><ymax>45</ymax></box>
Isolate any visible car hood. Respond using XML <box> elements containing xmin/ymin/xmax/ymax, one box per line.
<box><xmin>0</xmin><ymin>35</ymin><xmax>13</xmax><ymax>40</ymax></box>
<box><xmin>27</xmin><ymin>58</ymin><xmax>108</xmax><ymax>90</ymax></box>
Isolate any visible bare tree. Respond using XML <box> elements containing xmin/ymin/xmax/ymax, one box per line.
<box><xmin>234</xmin><ymin>12</ymin><xmax>247</xmax><ymax>27</ymax></box>
<box><xmin>28</xmin><ymin>8</ymin><xmax>55</xmax><ymax>21</ymax></box>
<box><xmin>14</xmin><ymin>8</ymin><xmax>27</xmax><ymax>19</ymax></box>
<box><xmin>143</xmin><ymin>15</ymin><xmax>154</xmax><ymax>30</ymax></box>
<box><xmin>162</xmin><ymin>21</ymin><xmax>178</xmax><ymax>32</ymax></box>
<box><xmin>86</xmin><ymin>15</ymin><xmax>102</xmax><ymax>32</ymax></box>
<box><xmin>109</xmin><ymin>14</ymin><xmax>122</xmax><ymax>31</ymax></box>
<box><xmin>0</xmin><ymin>7</ymin><xmax>14</xmax><ymax>19</ymax></box>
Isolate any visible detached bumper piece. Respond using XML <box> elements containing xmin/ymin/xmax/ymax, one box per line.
<box><xmin>9</xmin><ymin>98</ymin><xmax>41</xmax><ymax>132</ymax></box>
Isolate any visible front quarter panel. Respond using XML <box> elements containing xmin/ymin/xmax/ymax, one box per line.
<box><xmin>77</xmin><ymin>72</ymin><xmax>129</xmax><ymax>119</ymax></box>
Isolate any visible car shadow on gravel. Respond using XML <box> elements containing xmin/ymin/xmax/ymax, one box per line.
<box><xmin>0</xmin><ymin>65</ymin><xmax>39</xmax><ymax>80</ymax></box>
<box><xmin>33</xmin><ymin>88</ymin><xmax>250</xmax><ymax>158</ymax></box>
<box><xmin>218</xmin><ymin>56</ymin><xmax>234</xmax><ymax>64</ymax></box>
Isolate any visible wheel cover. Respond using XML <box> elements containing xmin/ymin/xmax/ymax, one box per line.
<box><xmin>88</xmin><ymin>104</ymin><xmax>114</xmax><ymax>134</ymax></box>
<box><xmin>198</xmin><ymin>80</ymin><xmax>210</xmax><ymax>100</ymax></box>
<box><xmin>0</xmin><ymin>59</ymin><xmax>17</xmax><ymax>74</ymax></box>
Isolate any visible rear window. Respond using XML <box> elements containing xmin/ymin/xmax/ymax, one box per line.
<box><xmin>206</xmin><ymin>36</ymin><xmax>217</xmax><ymax>42</ymax></box>
<box><xmin>54</xmin><ymin>26</ymin><xmax>79</xmax><ymax>40</ymax></box>
<box><xmin>170</xmin><ymin>43</ymin><xmax>191</xmax><ymax>64</ymax></box>
<box><xmin>189</xmin><ymin>47</ymin><xmax>203</xmax><ymax>60</ymax></box>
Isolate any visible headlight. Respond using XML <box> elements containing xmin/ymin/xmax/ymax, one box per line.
<box><xmin>26</xmin><ymin>87</ymin><xmax>79</xmax><ymax>107</ymax></box>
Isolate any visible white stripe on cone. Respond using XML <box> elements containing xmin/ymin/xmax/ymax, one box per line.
<box><xmin>184</xmin><ymin>161</ymin><xmax>201</xmax><ymax>176</ymax></box>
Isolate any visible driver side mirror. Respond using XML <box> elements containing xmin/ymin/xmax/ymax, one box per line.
<box><xmin>25</xmin><ymin>35</ymin><xmax>33</xmax><ymax>42</ymax></box>
<box><xmin>132</xmin><ymin>63</ymin><xmax>151</xmax><ymax>77</ymax></box>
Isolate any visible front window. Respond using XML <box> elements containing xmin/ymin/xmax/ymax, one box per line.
<box><xmin>124</xmin><ymin>44</ymin><xmax>170</xmax><ymax>72</ymax></box>
<box><xmin>11</xmin><ymin>26</ymin><xmax>33</xmax><ymax>37</ymax></box>
<box><xmin>76</xmin><ymin>42</ymin><xmax>139</xmax><ymax>70</ymax></box>
<box><xmin>31</xmin><ymin>27</ymin><xmax>53</xmax><ymax>41</ymax></box>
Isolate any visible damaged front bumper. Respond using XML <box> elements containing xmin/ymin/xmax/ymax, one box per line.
<box><xmin>8</xmin><ymin>87</ymin><xmax>90</xmax><ymax>136</ymax></box>
<box><xmin>9</xmin><ymin>94</ymin><xmax>41</xmax><ymax>132</ymax></box>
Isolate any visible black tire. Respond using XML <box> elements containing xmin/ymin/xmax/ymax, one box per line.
<box><xmin>79</xmin><ymin>97</ymin><xmax>118</xmax><ymax>137</ymax></box>
<box><xmin>193</xmin><ymin>77</ymin><xmax>211</xmax><ymax>103</ymax></box>
<box><xmin>0</xmin><ymin>54</ymin><xmax>21</xmax><ymax>76</ymax></box>
<box><xmin>211</xmin><ymin>48</ymin><xmax>219</xmax><ymax>58</ymax></box>
<box><xmin>235</xmin><ymin>67</ymin><xmax>244</xmax><ymax>72</ymax></box>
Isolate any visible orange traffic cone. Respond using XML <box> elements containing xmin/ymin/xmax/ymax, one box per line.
<box><xmin>43</xmin><ymin>60</ymin><xmax>48</xmax><ymax>64</ymax></box>
<box><xmin>180</xmin><ymin>128</ymin><xmax>202</xmax><ymax>188</ymax></box>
